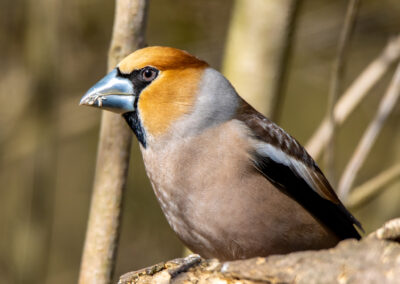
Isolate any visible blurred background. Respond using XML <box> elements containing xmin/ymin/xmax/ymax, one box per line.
<box><xmin>1</xmin><ymin>0</ymin><xmax>399</xmax><ymax>283</ymax></box>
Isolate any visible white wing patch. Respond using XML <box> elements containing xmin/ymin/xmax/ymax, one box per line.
<box><xmin>255</xmin><ymin>142</ymin><xmax>334</xmax><ymax>201</ymax></box>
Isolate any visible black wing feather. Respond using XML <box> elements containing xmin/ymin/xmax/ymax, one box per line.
<box><xmin>253</xmin><ymin>152</ymin><xmax>361</xmax><ymax>240</ymax></box>
<box><xmin>236</xmin><ymin>101</ymin><xmax>362</xmax><ymax>240</ymax></box>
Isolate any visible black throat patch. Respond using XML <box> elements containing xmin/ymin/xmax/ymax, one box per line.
<box><xmin>123</xmin><ymin>111</ymin><xmax>147</xmax><ymax>148</ymax></box>
<box><xmin>117</xmin><ymin>67</ymin><xmax>156</xmax><ymax>149</ymax></box>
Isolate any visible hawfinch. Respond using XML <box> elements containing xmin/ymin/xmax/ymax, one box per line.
<box><xmin>80</xmin><ymin>46</ymin><xmax>362</xmax><ymax>260</ymax></box>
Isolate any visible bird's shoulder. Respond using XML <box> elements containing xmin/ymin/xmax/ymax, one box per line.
<box><xmin>234</xmin><ymin>101</ymin><xmax>340</xmax><ymax>204</ymax></box>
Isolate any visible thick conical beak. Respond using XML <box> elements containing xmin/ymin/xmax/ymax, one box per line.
<box><xmin>79</xmin><ymin>68</ymin><xmax>135</xmax><ymax>113</ymax></box>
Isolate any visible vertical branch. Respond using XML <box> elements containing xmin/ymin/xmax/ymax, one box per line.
<box><xmin>271</xmin><ymin>0</ymin><xmax>302</xmax><ymax>122</ymax></box>
<box><xmin>324</xmin><ymin>0</ymin><xmax>359</xmax><ymax>185</ymax></box>
<box><xmin>338</xmin><ymin>62</ymin><xmax>400</xmax><ymax>200</ymax></box>
<box><xmin>78</xmin><ymin>1</ymin><xmax>148</xmax><ymax>284</ymax></box>
<box><xmin>222</xmin><ymin>0</ymin><xmax>300</xmax><ymax>118</ymax></box>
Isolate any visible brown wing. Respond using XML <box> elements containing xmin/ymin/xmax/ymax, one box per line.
<box><xmin>235</xmin><ymin>101</ymin><xmax>362</xmax><ymax>239</ymax></box>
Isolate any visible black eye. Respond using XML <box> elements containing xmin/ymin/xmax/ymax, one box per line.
<box><xmin>141</xmin><ymin>68</ymin><xmax>158</xmax><ymax>82</ymax></box>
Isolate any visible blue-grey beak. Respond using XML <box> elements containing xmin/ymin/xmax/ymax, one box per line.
<box><xmin>79</xmin><ymin>68</ymin><xmax>135</xmax><ymax>113</ymax></box>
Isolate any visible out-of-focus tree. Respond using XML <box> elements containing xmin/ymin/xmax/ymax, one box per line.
<box><xmin>14</xmin><ymin>0</ymin><xmax>60</xmax><ymax>283</ymax></box>
<box><xmin>222</xmin><ymin>0</ymin><xmax>301</xmax><ymax>120</ymax></box>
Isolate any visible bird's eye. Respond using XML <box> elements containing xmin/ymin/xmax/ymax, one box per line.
<box><xmin>141</xmin><ymin>68</ymin><xmax>158</xmax><ymax>82</ymax></box>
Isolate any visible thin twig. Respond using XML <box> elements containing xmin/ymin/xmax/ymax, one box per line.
<box><xmin>78</xmin><ymin>1</ymin><xmax>148</xmax><ymax>284</ymax></box>
<box><xmin>324</xmin><ymin>0</ymin><xmax>359</xmax><ymax>184</ymax></box>
<box><xmin>347</xmin><ymin>163</ymin><xmax>400</xmax><ymax>210</ymax></box>
<box><xmin>338</xmin><ymin>62</ymin><xmax>400</xmax><ymax>200</ymax></box>
<box><xmin>271</xmin><ymin>0</ymin><xmax>302</xmax><ymax>122</ymax></box>
<box><xmin>306</xmin><ymin>35</ymin><xmax>400</xmax><ymax>159</ymax></box>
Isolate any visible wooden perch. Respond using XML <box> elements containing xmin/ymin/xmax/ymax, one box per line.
<box><xmin>78</xmin><ymin>1</ymin><xmax>148</xmax><ymax>284</ymax></box>
<box><xmin>119</xmin><ymin>218</ymin><xmax>400</xmax><ymax>284</ymax></box>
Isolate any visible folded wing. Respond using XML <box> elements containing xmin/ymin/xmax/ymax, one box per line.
<box><xmin>236</xmin><ymin>102</ymin><xmax>362</xmax><ymax>240</ymax></box>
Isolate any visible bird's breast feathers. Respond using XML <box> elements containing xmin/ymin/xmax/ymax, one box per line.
<box><xmin>141</xmin><ymin>101</ymin><xmax>362</xmax><ymax>241</ymax></box>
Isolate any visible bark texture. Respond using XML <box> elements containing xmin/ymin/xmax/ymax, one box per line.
<box><xmin>119</xmin><ymin>218</ymin><xmax>400</xmax><ymax>284</ymax></box>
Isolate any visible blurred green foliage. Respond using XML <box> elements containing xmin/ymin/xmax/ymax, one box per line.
<box><xmin>0</xmin><ymin>0</ymin><xmax>399</xmax><ymax>283</ymax></box>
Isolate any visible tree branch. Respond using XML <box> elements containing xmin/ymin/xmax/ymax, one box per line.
<box><xmin>78</xmin><ymin>1</ymin><xmax>148</xmax><ymax>283</ymax></box>
<box><xmin>269</xmin><ymin>0</ymin><xmax>302</xmax><ymax>122</ymax></box>
<box><xmin>324</xmin><ymin>0</ymin><xmax>359</xmax><ymax>184</ymax></box>
<box><xmin>338</xmin><ymin>62</ymin><xmax>400</xmax><ymax>200</ymax></box>
<box><xmin>306</xmin><ymin>35</ymin><xmax>400</xmax><ymax>159</ymax></box>
<box><xmin>347</xmin><ymin>163</ymin><xmax>400</xmax><ymax>210</ymax></box>
<box><xmin>119</xmin><ymin>219</ymin><xmax>400</xmax><ymax>283</ymax></box>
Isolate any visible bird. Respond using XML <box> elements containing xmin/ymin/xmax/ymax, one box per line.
<box><xmin>80</xmin><ymin>46</ymin><xmax>362</xmax><ymax>261</ymax></box>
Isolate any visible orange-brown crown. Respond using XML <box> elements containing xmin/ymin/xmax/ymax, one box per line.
<box><xmin>118</xmin><ymin>46</ymin><xmax>208</xmax><ymax>74</ymax></box>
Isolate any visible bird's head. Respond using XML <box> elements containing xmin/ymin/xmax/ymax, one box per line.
<box><xmin>80</xmin><ymin>46</ymin><xmax>239</xmax><ymax>148</ymax></box>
